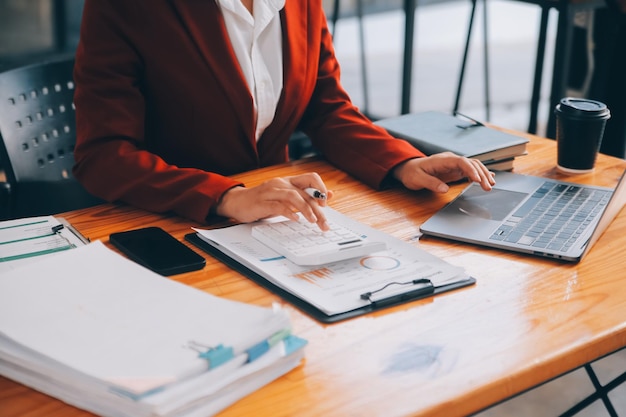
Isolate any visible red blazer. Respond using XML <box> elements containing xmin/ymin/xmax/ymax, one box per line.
<box><xmin>73</xmin><ymin>0</ymin><xmax>424</xmax><ymax>223</ymax></box>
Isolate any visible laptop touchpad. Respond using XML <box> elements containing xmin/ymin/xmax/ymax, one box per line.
<box><xmin>451</xmin><ymin>187</ymin><xmax>527</xmax><ymax>221</ymax></box>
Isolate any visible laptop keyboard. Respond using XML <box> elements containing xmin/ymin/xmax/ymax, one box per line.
<box><xmin>489</xmin><ymin>181</ymin><xmax>611</xmax><ymax>252</ymax></box>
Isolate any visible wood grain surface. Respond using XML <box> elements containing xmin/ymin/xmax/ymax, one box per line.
<box><xmin>1</xmin><ymin>132</ymin><xmax>625</xmax><ymax>417</ymax></box>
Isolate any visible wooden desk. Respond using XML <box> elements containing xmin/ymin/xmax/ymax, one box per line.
<box><xmin>1</xmin><ymin>133</ymin><xmax>625</xmax><ymax>417</ymax></box>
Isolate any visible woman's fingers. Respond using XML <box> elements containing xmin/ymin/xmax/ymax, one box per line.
<box><xmin>215</xmin><ymin>173</ymin><xmax>332</xmax><ymax>230</ymax></box>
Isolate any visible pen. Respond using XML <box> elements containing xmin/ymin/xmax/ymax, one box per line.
<box><xmin>304</xmin><ymin>187</ymin><xmax>326</xmax><ymax>200</ymax></box>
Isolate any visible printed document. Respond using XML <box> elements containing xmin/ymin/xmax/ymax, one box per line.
<box><xmin>194</xmin><ymin>208</ymin><xmax>471</xmax><ymax>316</ymax></box>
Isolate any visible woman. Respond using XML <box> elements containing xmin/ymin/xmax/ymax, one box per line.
<box><xmin>73</xmin><ymin>0</ymin><xmax>494</xmax><ymax>230</ymax></box>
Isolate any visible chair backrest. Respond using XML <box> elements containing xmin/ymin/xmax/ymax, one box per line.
<box><xmin>0</xmin><ymin>56</ymin><xmax>103</xmax><ymax>219</ymax></box>
<box><xmin>0</xmin><ymin>57</ymin><xmax>77</xmax><ymax>184</ymax></box>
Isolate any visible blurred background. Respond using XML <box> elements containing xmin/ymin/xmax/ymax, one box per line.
<box><xmin>1</xmin><ymin>0</ymin><xmax>624</xmax><ymax>152</ymax></box>
<box><xmin>329</xmin><ymin>0</ymin><xmax>554</xmax><ymax>132</ymax></box>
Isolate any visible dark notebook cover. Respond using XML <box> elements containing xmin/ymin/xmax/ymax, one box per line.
<box><xmin>376</xmin><ymin>111</ymin><xmax>529</xmax><ymax>163</ymax></box>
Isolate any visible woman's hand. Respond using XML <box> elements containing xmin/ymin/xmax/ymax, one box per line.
<box><xmin>392</xmin><ymin>152</ymin><xmax>496</xmax><ymax>193</ymax></box>
<box><xmin>215</xmin><ymin>172</ymin><xmax>333</xmax><ymax>230</ymax></box>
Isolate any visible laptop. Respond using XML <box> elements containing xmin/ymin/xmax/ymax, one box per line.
<box><xmin>420</xmin><ymin>170</ymin><xmax>626</xmax><ymax>262</ymax></box>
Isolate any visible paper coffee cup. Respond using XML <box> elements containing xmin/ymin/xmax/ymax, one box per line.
<box><xmin>554</xmin><ymin>98</ymin><xmax>610</xmax><ymax>174</ymax></box>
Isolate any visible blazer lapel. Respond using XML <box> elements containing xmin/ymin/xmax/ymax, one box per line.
<box><xmin>276</xmin><ymin>2</ymin><xmax>308</xmax><ymax>126</ymax></box>
<box><xmin>170</xmin><ymin>0</ymin><xmax>255</xmax><ymax>141</ymax></box>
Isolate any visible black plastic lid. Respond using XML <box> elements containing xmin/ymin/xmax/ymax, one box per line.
<box><xmin>555</xmin><ymin>97</ymin><xmax>610</xmax><ymax>120</ymax></box>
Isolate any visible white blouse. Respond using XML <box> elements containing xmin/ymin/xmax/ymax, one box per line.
<box><xmin>215</xmin><ymin>0</ymin><xmax>286</xmax><ymax>141</ymax></box>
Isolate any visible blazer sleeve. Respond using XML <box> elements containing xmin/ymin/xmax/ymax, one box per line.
<box><xmin>72</xmin><ymin>1</ymin><xmax>242</xmax><ymax>224</ymax></box>
<box><xmin>296</xmin><ymin>4</ymin><xmax>425</xmax><ymax>189</ymax></box>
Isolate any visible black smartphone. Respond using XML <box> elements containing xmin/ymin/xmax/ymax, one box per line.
<box><xmin>109</xmin><ymin>227</ymin><xmax>205</xmax><ymax>276</ymax></box>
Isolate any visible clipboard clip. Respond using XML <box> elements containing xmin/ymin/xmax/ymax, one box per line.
<box><xmin>360</xmin><ymin>278</ymin><xmax>434</xmax><ymax>308</ymax></box>
<box><xmin>50</xmin><ymin>224</ymin><xmax>76</xmax><ymax>248</ymax></box>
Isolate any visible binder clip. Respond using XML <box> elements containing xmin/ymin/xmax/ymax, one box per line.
<box><xmin>187</xmin><ymin>341</ymin><xmax>234</xmax><ymax>369</ymax></box>
<box><xmin>246</xmin><ymin>329</ymin><xmax>292</xmax><ymax>363</ymax></box>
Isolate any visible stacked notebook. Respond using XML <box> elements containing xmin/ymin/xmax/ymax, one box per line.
<box><xmin>376</xmin><ymin>111</ymin><xmax>529</xmax><ymax>171</ymax></box>
<box><xmin>0</xmin><ymin>241</ymin><xmax>306</xmax><ymax>417</ymax></box>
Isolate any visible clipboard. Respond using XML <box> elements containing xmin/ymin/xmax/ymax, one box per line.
<box><xmin>0</xmin><ymin>215</ymin><xmax>89</xmax><ymax>267</ymax></box>
<box><xmin>184</xmin><ymin>209</ymin><xmax>477</xmax><ymax>323</ymax></box>
<box><xmin>186</xmin><ymin>232</ymin><xmax>475</xmax><ymax>323</ymax></box>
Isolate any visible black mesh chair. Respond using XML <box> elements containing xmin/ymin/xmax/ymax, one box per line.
<box><xmin>0</xmin><ymin>56</ymin><xmax>103</xmax><ymax>220</ymax></box>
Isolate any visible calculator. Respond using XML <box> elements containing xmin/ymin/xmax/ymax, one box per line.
<box><xmin>251</xmin><ymin>217</ymin><xmax>387</xmax><ymax>266</ymax></box>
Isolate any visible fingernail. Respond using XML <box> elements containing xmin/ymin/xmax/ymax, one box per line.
<box><xmin>437</xmin><ymin>184</ymin><xmax>449</xmax><ymax>193</ymax></box>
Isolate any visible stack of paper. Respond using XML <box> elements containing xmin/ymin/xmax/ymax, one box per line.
<box><xmin>0</xmin><ymin>241</ymin><xmax>306</xmax><ymax>417</ymax></box>
<box><xmin>376</xmin><ymin>111</ymin><xmax>529</xmax><ymax>171</ymax></box>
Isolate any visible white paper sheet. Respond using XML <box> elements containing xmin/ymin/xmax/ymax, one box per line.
<box><xmin>0</xmin><ymin>241</ymin><xmax>293</xmax><ymax>397</ymax></box>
